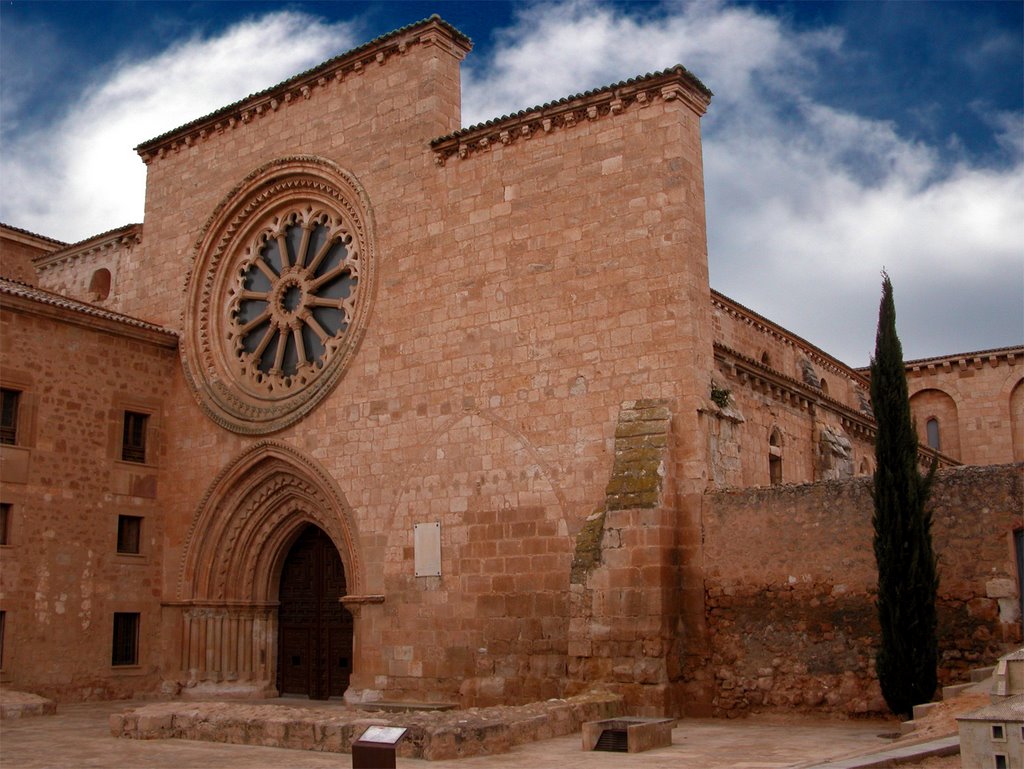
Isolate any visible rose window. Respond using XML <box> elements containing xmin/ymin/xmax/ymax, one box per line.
<box><xmin>181</xmin><ymin>157</ymin><xmax>375</xmax><ymax>435</ymax></box>
<box><xmin>228</xmin><ymin>209</ymin><xmax>359</xmax><ymax>394</ymax></box>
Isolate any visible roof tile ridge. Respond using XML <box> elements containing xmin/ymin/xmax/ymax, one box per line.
<box><xmin>711</xmin><ymin>289</ymin><xmax>869</xmax><ymax>384</ymax></box>
<box><xmin>135</xmin><ymin>15</ymin><xmax>472</xmax><ymax>160</ymax></box>
<box><xmin>901</xmin><ymin>344</ymin><xmax>1024</xmax><ymax>369</ymax></box>
<box><xmin>430</xmin><ymin>65</ymin><xmax>712</xmax><ymax>166</ymax></box>
<box><xmin>33</xmin><ymin>223</ymin><xmax>142</xmax><ymax>271</ymax></box>
<box><xmin>0</xmin><ymin>222</ymin><xmax>68</xmax><ymax>247</ymax></box>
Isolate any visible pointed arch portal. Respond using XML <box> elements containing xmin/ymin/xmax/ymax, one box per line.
<box><xmin>170</xmin><ymin>441</ymin><xmax>364</xmax><ymax>698</ymax></box>
<box><xmin>277</xmin><ymin>524</ymin><xmax>353</xmax><ymax>698</ymax></box>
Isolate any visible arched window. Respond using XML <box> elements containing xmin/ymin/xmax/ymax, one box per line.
<box><xmin>819</xmin><ymin>377</ymin><xmax>829</xmax><ymax>395</ymax></box>
<box><xmin>925</xmin><ymin>417</ymin><xmax>941</xmax><ymax>451</ymax></box>
<box><xmin>769</xmin><ymin>428</ymin><xmax>783</xmax><ymax>486</ymax></box>
<box><xmin>760</xmin><ymin>351</ymin><xmax>771</xmax><ymax>366</ymax></box>
<box><xmin>89</xmin><ymin>268</ymin><xmax>112</xmax><ymax>301</ymax></box>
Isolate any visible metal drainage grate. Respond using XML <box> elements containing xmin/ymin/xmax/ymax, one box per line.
<box><xmin>594</xmin><ymin>728</ymin><xmax>628</xmax><ymax>752</ymax></box>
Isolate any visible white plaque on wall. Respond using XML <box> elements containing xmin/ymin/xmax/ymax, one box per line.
<box><xmin>414</xmin><ymin>521</ymin><xmax>441</xmax><ymax>577</ymax></box>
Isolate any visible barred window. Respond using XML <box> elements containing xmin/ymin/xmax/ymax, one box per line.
<box><xmin>112</xmin><ymin>613</ymin><xmax>139</xmax><ymax>666</ymax></box>
<box><xmin>0</xmin><ymin>503</ymin><xmax>10</xmax><ymax>546</ymax></box>
<box><xmin>117</xmin><ymin>515</ymin><xmax>141</xmax><ymax>554</ymax></box>
<box><xmin>0</xmin><ymin>389</ymin><xmax>20</xmax><ymax>445</ymax></box>
<box><xmin>121</xmin><ymin>412</ymin><xmax>148</xmax><ymax>463</ymax></box>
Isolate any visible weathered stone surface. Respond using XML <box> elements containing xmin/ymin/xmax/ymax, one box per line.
<box><xmin>0</xmin><ymin>689</ymin><xmax>57</xmax><ymax>719</ymax></box>
<box><xmin>701</xmin><ymin>464</ymin><xmax>1023</xmax><ymax>717</ymax></box>
<box><xmin>113</xmin><ymin>691</ymin><xmax>623</xmax><ymax>760</ymax></box>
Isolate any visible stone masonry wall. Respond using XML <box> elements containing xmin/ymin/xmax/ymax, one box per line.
<box><xmin>34</xmin><ymin>228</ymin><xmax>141</xmax><ymax>311</ymax></box>
<box><xmin>566</xmin><ymin>400</ymin><xmax>685</xmax><ymax>715</ymax></box>
<box><xmin>141</xmin><ymin>32</ymin><xmax>715</xmax><ymax>708</ymax></box>
<box><xmin>906</xmin><ymin>351</ymin><xmax>1022</xmax><ymax>465</ymax></box>
<box><xmin>702</xmin><ymin>464</ymin><xmax>1023</xmax><ymax>717</ymax></box>
<box><xmin>0</xmin><ymin>298</ymin><xmax>177</xmax><ymax>700</ymax></box>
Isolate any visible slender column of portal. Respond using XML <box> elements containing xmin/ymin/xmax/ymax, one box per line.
<box><xmin>175</xmin><ymin>605</ymin><xmax>278</xmax><ymax>697</ymax></box>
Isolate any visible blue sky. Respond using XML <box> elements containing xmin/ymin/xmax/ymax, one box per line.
<box><xmin>1</xmin><ymin>1</ymin><xmax>1021</xmax><ymax>365</ymax></box>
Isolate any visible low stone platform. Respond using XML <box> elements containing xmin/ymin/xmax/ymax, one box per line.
<box><xmin>0</xmin><ymin>689</ymin><xmax>57</xmax><ymax>719</ymax></box>
<box><xmin>111</xmin><ymin>690</ymin><xmax>622</xmax><ymax>761</ymax></box>
<box><xmin>353</xmin><ymin>700</ymin><xmax>457</xmax><ymax>713</ymax></box>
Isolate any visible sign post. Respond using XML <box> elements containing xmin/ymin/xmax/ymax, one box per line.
<box><xmin>352</xmin><ymin>725</ymin><xmax>408</xmax><ymax>769</ymax></box>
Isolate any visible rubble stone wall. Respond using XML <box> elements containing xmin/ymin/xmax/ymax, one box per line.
<box><xmin>702</xmin><ymin>464</ymin><xmax>1023</xmax><ymax>716</ymax></box>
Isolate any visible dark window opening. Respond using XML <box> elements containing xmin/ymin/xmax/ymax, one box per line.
<box><xmin>1</xmin><ymin>389</ymin><xmax>20</xmax><ymax>445</ymax></box>
<box><xmin>112</xmin><ymin>612</ymin><xmax>139</xmax><ymax>666</ymax></box>
<box><xmin>122</xmin><ymin>412</ymin><xmax>148</xmax><ymax>463</ymax></box>
<box><xmin>926</xmin><ymin>418</ymin><xmax>941</xmax><ymax>451</ymax></box>
<box><xmin>769</xmin><ymin>428</ymin><xmax>783</xmax><ymax>486</ymax></box>
<box><xmin>994</xmin><ymin>754</ymin><xmax>1007</xmax><ymax>769</ymax></box>
<box><xmin>0</xmin><ymin>611</ymin><xmax>5</xmax><ymax>669</ymax></box>
<box><xmin>0</xmin><ymin>503</ymin><xmax>10</xmax><ymax>545</ymax></box>
<box><xmin>117</xmin><ymin>515</ymin><xmax>141</xmax><ymax>554</ymax></box>
<box><xmin>89</xmin><ymin>268</ymin><xmax>112</xmax><ymax>301</ymax></box>
<box><xmin>992</xmin><ymin>723</ymin><xmax>1004</xmax><ymax>740</ymax></box>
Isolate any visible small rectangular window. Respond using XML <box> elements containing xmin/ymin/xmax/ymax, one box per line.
<box><xmin>992</xmin><ymin>723</ymin><xmax>1005</xmax><ymax>740</ymax></box>
<box><xmin>121</xmin><ymin>412</ymin><xmax>148</xmax><ymax>464</ymax></box>
<box><xmin>0</xmin><ymin>503</ymin><xmax>10</xmax><ymax>545</ymax></box>
<box><xmin>116</xmin><ymin>515</ymin><xmax>141</xmax><ymax>554</ymax></box>
<box><xmin>0</xmin><ymin>389</ymin><xmax>20</xmax><ymax>445</ymax></box>
<box><xmin>994</xmin><ymin>754</ymin><xmax>1007</xmax><ymax>769</ymax></box>
<box><xmin>112</xmin><ymin>612</ymin><xmax>139</xmax><ymax>666</ymax></box>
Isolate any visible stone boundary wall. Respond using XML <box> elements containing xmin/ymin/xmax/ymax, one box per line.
<box><xmin>111</xmin><ymin>691</ymin><xmax>622</xmax><ymax>760</ymax></box>
<box><xmin>702</xmin><ymin>464</ymin><xmax>1022</xmax><ymax>717</ymax></box>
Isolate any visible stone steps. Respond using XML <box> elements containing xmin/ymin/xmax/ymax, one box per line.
<box><xmin>969</xmin><ymin>665</ymin><xmax>995</xmax><ymax>683</ymax></box>
<box><xmin>900</xmin><ymin>662</ymin><xmax>995</xmax><ymax>735</ymax></box>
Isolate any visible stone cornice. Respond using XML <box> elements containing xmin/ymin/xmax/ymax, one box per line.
<box><xmin>430</xmin><ymin>66</ymin><xmax>712</xmax><ymax>166</ymax></box>
<box><xmin>0</xmin><ymin>277</ymin><xmax>178</xmax><ymax>347</ymax></box>
<box><xmin>714</xmin><ymin>342</ymin><xmax>958</xmax><ymax>467</ymax></box>
<box><xmin>134</xmin><ymin>16</ymin><xmax>472</xmax><ymax>163</ymax></box>
<box><xmin>899</xmin><ymin>346</ymin><xmax>1021</xmax><ymax>376</ymax></box>
<box><xmin>32</xmin><ymin>223</ymin><xmax>142</xmax><ymax>273</ymax></box>
<box><xmin>711</xmin><ymin>289</ymin><xmax>869</xmax><ymax>385</ymax></box>
<box><xmin>715</xmin><ymin>342</ymin><xmax>873</xmax><ymax>433</ymax></box>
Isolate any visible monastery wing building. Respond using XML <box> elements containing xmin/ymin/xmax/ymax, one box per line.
<box><xmin>0</xmin><ymin>16</ymin><xmax>1021</xmax><ymax>716</ymax></box>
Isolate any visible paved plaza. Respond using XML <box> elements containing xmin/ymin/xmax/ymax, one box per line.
<box><xmin>0</xmin><ymin>698</ymin><xmax>952</xmax><ymax>769</ymax></box>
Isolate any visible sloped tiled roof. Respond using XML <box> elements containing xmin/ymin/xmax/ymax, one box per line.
<box><xmin>136</xmin><ymin>15</ymin><xmax>471</xmax><ymax>153</ymax></box>
<box><xmin>0</xmin><ymin>222</ymin><xmax>68</xmax><ymax>247</ymax></box>
<box><xmin>0</xmin><ymin>277</ymin><xmax>177</xmax><ymax>341</ymax></box>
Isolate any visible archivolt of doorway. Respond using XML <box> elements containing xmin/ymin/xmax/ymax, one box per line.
<box><xmin>167</xmin><ymin>441</ymin><xmax>375</xmax><ymax>699</ymax></box>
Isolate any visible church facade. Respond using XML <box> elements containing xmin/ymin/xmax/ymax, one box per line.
<box><xmin>1</xmin><ymin>17</ymin><xmax>1021</xmax><ymax>715</ymax></box>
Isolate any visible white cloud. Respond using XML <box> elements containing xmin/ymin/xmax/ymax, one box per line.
<box><xmin>0</xmin><ymin>11</ymin><xmax>357</xmax><ymax>242</ymax></box>
<box><xmin>460</xmin><ymin>0</ymin><xmax>1023</xmax><ymax>364</ymax></box>
<box><xmin>2</xmin><ymin>2</ymin><xmax>1020</xmax><ymax>364</ymax></box>
<box><xmin>461</xmin><ymin>0</ymin><xmax>838</xmax><ymax>126</ymax></box>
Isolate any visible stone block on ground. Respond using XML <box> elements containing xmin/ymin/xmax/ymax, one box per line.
<box><xmin>0</xmin><ymin>690</ymin><xmax>57</xmax><ymax>719</ymax></box>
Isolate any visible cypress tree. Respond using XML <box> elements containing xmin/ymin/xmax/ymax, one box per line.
<box><xmin>870</xmin><ymin>272</ymin><xmax>938</xmax><ymax>719</ymax></box>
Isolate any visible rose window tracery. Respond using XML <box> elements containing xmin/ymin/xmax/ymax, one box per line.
<box><xmin>181</xmin><ymin>157</ymin><xmax>375</xmax><ymax>435</ymax></box>
<box><xmin>229</xmin><ymin>209</ymin><xmax>359</xmax><ymax>393</ymax></box>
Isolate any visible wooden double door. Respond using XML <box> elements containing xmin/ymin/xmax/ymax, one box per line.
<box><xmin>277</xmin><ymin>525</ymin><xmax>353</xmax><ymax>699</ymax></box>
